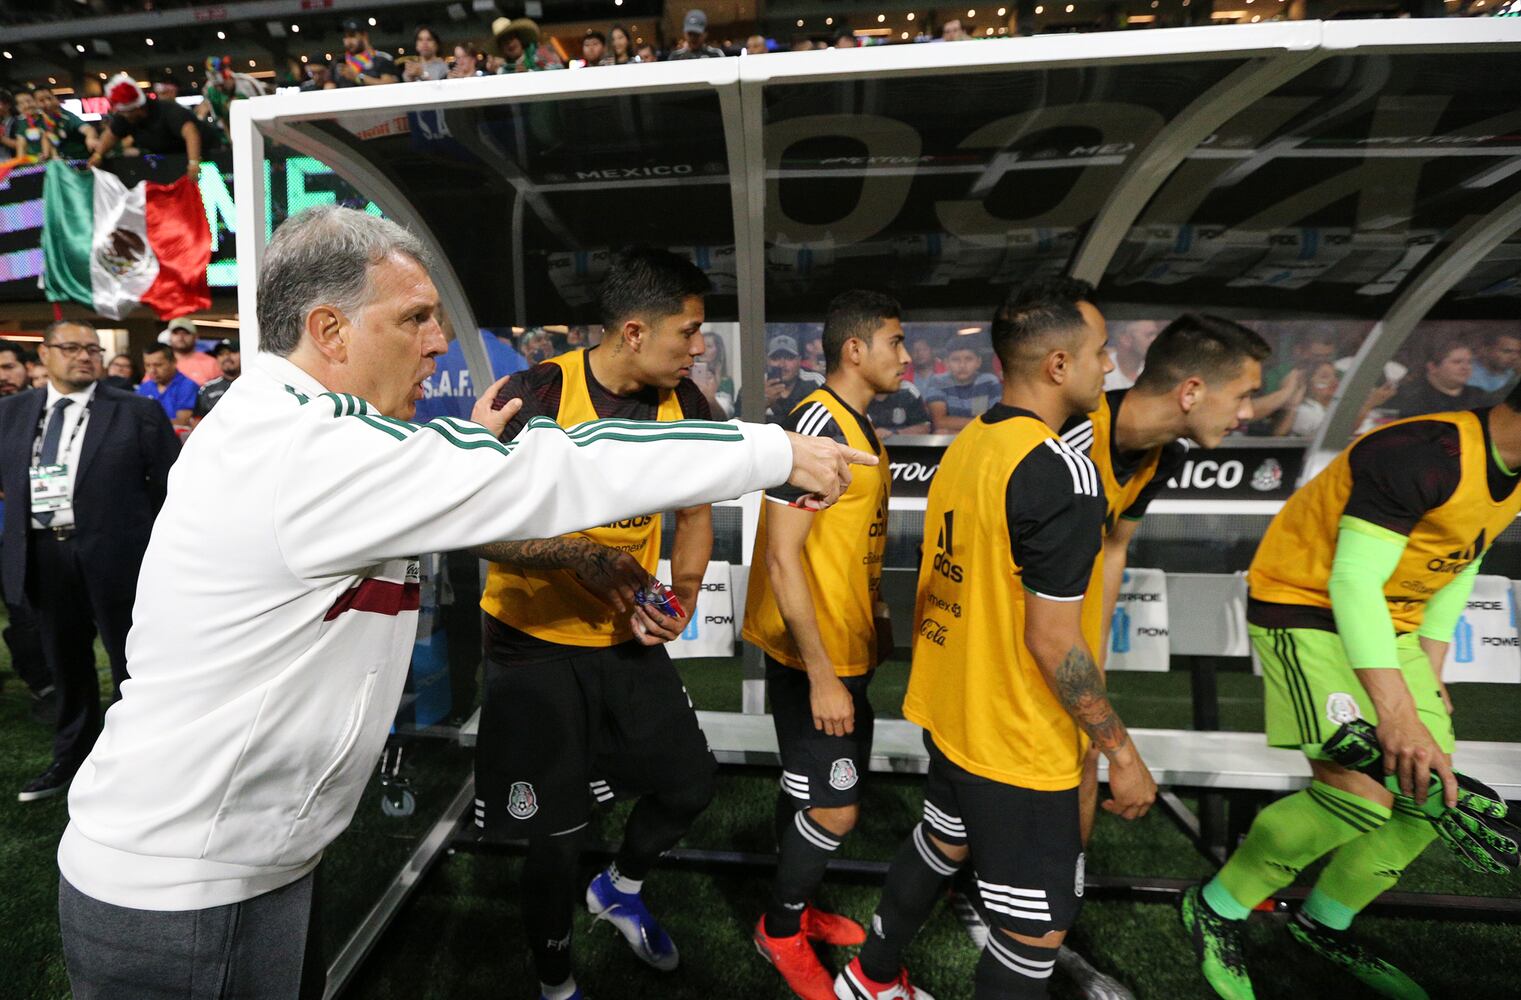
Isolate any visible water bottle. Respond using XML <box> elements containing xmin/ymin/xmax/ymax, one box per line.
<box><xmin>1111</xmin><ymin>605</ymin><xmax>1131</xmax><ymax>655</ymax></box>
<box><xmin>1454</xmin><ymin>615</ymin><xmax>1474</xmax><ymax>664</ymax></box>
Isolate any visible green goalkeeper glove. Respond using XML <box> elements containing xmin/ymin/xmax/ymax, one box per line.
<box><xmin>1323</xmin><ymin>719</ymin><xmax>1519</xmax><ymax>876</ymax></box>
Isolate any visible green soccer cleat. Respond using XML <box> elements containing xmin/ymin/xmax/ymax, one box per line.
<box><xmin>1287</xmin><ymin>912</ymin><xmax>1429</xmax><ymax>999</ymax></box>
<box><xmin>1179</xmin><ymin>884</ymin><xmax>1256</xmax><ymax>1000</ymax></box>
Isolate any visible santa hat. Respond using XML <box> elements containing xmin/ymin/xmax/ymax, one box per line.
<box><xmin>105</xmin><ymin>73</ymin><xmax>146</xmax><ymax>110</ymax></box>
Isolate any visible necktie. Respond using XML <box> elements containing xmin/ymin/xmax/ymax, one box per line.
<box><xmin>35</xmin><ymin>397</ymin><xmax>72</xmax><ymax>527</ymax></box>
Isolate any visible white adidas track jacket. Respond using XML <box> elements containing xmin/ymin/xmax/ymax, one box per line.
<box><xmin>58</xmin><ymin>354</ymin><xmax>792</xmax><ymax>911</ymax></box>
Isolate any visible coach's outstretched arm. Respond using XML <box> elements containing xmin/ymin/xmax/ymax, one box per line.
<box><xmin>275</xmin><ymin>380</ymin><xmax>870</xmax><ymax>579</ymax></box>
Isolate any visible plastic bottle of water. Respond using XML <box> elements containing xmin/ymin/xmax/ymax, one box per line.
<box><xmin>1454</xmin><ymin>615</ymin><xmax>1474</xmax><ymax>664</ymax></box>
<box><xmin>1112</xmin><ymin>605</ymin><xmax>1131</xmax><ymax>655</ymax></box>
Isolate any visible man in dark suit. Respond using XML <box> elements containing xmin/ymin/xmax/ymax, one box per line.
<box><xmin>0</xmin><ymin>320</ymin><xmax>179</xmax><ymax>801</ymax></box>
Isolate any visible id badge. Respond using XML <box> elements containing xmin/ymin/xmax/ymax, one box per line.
<box><xmin>29</xmin><ymin>464</ymin><xmax>72</xmax><ymax>514</ymax></box>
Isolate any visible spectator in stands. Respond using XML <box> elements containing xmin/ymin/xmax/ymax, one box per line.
<box><xmin>4</xmin><ymin>90</ymin><xmax>46</xmax><ymax>159</ymax></box>
<box><xmin>0</xmin><ymin>319</ymin><xmax>178</xmax><ymax>802</ymax></box>
<box><xmin>518</xmin><ymin>329</ymin><xmax>558</xmax><ymax>366</ymax></box>
<box><xmin>28</xmin><ymin>354</ymin><xmax>48</xmax><ymax>389</ymax></box>
<box><xmin>89</xmin><ymin>73</ymin><xmax>214</xmax><ymax>179</ymax></box>
<box><xmin>581</xmin><ymin>30</ymin><xmax>615</xmax><ymax>67</ymax></box>
<box><xmin>191</xmin><ymin>340</ymin><xmax>239</xmax><ymax>426</ymax></box>
<box><xmin>669</xmin><ymin>9</ymin><xmax>727</xmax><ymax>59</ymax></box>
<box><xmin>757</xmin><ymin>334</ymin><xmax>824</xmax><ymax>423</ymax></box>
<box><xmin>1390</xmin><ymin>339</ymin><xmax>1489</xmax><ymax>419</ymax></box>
<box><xmin>697</xmin><ymin>335</ymin><xmax>735</xmax><ymax>418</ymax></box>
<box><xmin>0</xmin><ymin>341</ymin><xmax>32</xmax><ymax>396</ymax></box>
<box><xmin>1467</xmin><ymin>330</ymin><xmax>1521</xmax><ymax>395</ymax></box>
<box><xmin>791</xmin><ymin>36</ymin><xmax>815</xmax><ymax>52</ymax></box>
<box><xmin>33</xmin><ymin>86</ymin><xmax>97</xmax><ymax>161</ymax></box>
<box><xmin>137</xmin><ymin>343</ymin><xmax>197</xmax><ymax>428</ymax></box>
<box><xmin>163</xmin><ymin>318</ymin><xmax>219</xmax><ymax>385</ymax></box>
<box><xmin>1275</xmin><ymin>360</ymin><xmax>1338</xmax><ymax>437</ymax></box>
<box><xmin>196</xmin><ymin>56</ymin><xmax>265</xmax><ymax>130</ymax></box>
<box><xmin>102</xmin><ymin>353</ymin><xmax>138</xmax><ymax>391</ymax></box>
<box><xmin>923</xmin><ymin>342</ymin><xmax>1000</xmax><ymax>432</ymax></box>
<box><xmin>869</xmin><ymin>381</ymin><xmax>931</xmax><ymax>438</ymax></box>
<box><xmin>149</xmin><ymin>71</ymin><xmax>182</xmax><ymax>101</ymax></box>
<box><xmin>0</xmin><ymin>91</ymin><xmax>15</xmax><ymax>153</ymax></box>
<box><xmin>941</xmin><ymin>18</ymin><xmax>970</xmax><ymax>40</ymax></box>
<box><xmin>301</xmin><ymin>63</ymin><xmax>335</xmax><ymax>91</ymax></box>
<box><xmin>610</xmin><ymin>25</ymin><xmax>635</xmax><ymax>64</ymax></box>
<box><xmin>1105</xmin><ymin>319</ymin><xmax>1163</xmax><ymax>390</ymax></box>
<box><xmin>636</xmin><ymin>42</ymin><xmax>659</xmax><ymax>63</ymax></box>
<box><xmin>746</xmin><ymin>34</ymin><xmax>769</xmax><ymax>55</ymax></box>
<box><xmin>903</xmin><ymin>331</ymin><xmax>944</xmax><ymax>384</ymax></box>
<box><xmin>448</xmin><ymin>45</ymin><xmax>484</xmax><ymax>78</ymax></box>
<box><xmin>403</xmin><ymin>25</ymin><xmax>450</xmax><ymax>81</ymax></box>
<box><xmin>335</xmin><ymin>18</ymin><xmax>400</xmax><ymax>86</ymax></box>
<box><xmin>834</xmin><ymin>30</ymin><xmax>859</xmax><ymax>48</ymax></box>
<box><xmin>801</xmin><ymin>330</ymin><xmax>825</xmax><ymax>374</ymax></box>
<box><xmin>493</xmin><ymin>17</ymin><xmax>565</xmax><ymax>72</ymax></box>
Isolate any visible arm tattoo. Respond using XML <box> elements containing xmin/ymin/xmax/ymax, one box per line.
<box><xmin>1053</xmin><ymin>644</ymin><xmax>1129</xmax><ymax>755</ymax></box>
<box><xmin>472</xmin><ymin>535</ymin><xmax>588</xmax><ymax>571</ymax></box>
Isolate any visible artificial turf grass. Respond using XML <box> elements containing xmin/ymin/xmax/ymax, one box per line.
<box><xmin>2</xmin><ymin>632</ymin><xmax>1518</xmax><ymax>1000</ymax></box>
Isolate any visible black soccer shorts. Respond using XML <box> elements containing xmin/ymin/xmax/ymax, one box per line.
<box><xmin>767</xmin><ymin>655</ymin><xmax>876</xmax><ymax>810</ymax></box>
<box><xmin>920</xmin><ymin>732</ymin><xmax>1084</xmax><ymax>937</ymax></box>
<box><xmin>474</xmin><ymin>632</ymin><xmax>715</xmax><ymax>837</ymax></box>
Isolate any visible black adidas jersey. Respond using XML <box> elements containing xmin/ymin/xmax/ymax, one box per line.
<box><xmin>768</xmin><ymin>386</ymin><xmax>880</xmax><ymax>506</ymax></box>
<box><xmin>989</xmin><ymin>404</ymin><xmax>1106</xmax><ymax>600</ymax></box>
<box><xmin>1344</xmin><ymin>409</ymin><xmax>1519</xmax><ymax>536</ymax></box>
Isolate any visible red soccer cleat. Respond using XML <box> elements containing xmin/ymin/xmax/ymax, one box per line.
<box><xmin>833</xmin><ymin>956</ymin><xmax>937</xmax><ymax>1000</ymax></box>
<box><xmin>754</xmin><ymin>916</ymin><xmax>838</xmax><ymax>1000</ymax></box>
<box><xmin>801</xmin><ymin>904</ymin><xmax>867</xmax><ymax>947</ymax></box>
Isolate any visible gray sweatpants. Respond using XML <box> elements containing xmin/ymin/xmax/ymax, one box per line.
<box><xmin>59</xmin><ymin>870</ymin><xmax>325</xmax><ymax>1000</ymax></box>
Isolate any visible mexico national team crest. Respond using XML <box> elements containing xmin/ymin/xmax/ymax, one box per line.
<box><xmin>829</xmin><ymin>758</ymin><xmax>859</xmax><ymax>791</ymax></box>
<box><xmin>1326</xmin><ymin>692</ymin><xmax>1362</xmax><ymax>726</ymax></box>
<box><xmin>1251</xmin><ymin>458</ymin><xmax>1283</xmax><ymax>493</ymax></box>
<box><xmin>508</xmin><ymin>781</ymin><xmax>538</xmax><ymax>820</ymax></box>
<box><xmin>1075</xmin><ymin>852</ymin><xmax>1086</xmax><ymax>898</ymax></box>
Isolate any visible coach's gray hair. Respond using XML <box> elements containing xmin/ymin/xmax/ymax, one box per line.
<box><xmin>256</xmin><ymin>206</ymin><xmax>434</xmax><ymax>357</ymax></box>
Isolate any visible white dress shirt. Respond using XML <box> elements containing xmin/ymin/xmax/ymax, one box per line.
<box><xmin>30</xmin><ymin>381</ymin><xmax>97</xmax><ymax>530</ymax></box>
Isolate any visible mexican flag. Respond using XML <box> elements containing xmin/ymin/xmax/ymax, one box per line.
<box><xmin>41</xmin><ymin>161</ymin><xmax>211</xmax><ymax>320</ymax></box>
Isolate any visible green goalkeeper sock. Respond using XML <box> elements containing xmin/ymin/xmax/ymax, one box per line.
<box><xmin>1207</xmin><ymin>782</ymin><xmax>1392</xmax><ymax>916</ymax></box>
<box><xmin>1306</xmin><ymin>809</ymin><xmax>1437</xmax><ymax>927</ymax></box>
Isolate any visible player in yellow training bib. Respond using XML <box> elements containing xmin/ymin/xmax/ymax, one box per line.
<box><xmin>745</xmin><ymin>291</ymin><xmax>903</xmax><ymax>1000</ymax></box>
<box><xmin>1182</xmin><ymin>383</ymin><xmax>1521</xmax><ymax>1000</ymax></box>
<box><xmin>1050</xmin><ymin>292</ymin><xmax>1271</xmax><ymax>994</ymax></box>
<box><xmin>839</xmin><ymin>280</ymin><xmax>1157</xmax><ymax>1000</ymax></box>
<box><xmin>473</xmin><ymin>248</ymin><xmax>722</xmax><ymax>999</ymax></box>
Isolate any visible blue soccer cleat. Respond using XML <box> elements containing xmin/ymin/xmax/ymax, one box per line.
<box><xmin>538</xmin><ymin>990</ymin><xmax>586</xmax><ymax>1000</ymax></box>
<box><xmin>585</xmin><ymin>868</ymin><xmax>680</xmax><ymax>971</ymax></box>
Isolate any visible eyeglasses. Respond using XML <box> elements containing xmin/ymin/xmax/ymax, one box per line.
<box><xmin>48</xmin><ymin>343</ymin><xmax>106</xmax><ymax>358</ymax></box>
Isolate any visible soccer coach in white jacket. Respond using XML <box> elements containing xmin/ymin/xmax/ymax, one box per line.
<box><xmin>55</xmin><ymin>207</ymin><xmax>871</xmax><ymax>998</ymax></box>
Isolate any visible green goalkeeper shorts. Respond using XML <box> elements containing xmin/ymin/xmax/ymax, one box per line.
<box><xmin>1249</xmin><ymin>626</ymin><xmax>1455</xmax><ymax>759</ymax></box>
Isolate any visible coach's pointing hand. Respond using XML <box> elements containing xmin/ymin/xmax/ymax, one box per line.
<box><xmin>472</xmin><ymin>375</ymin><xmax>524</xmax><ymax>438</ymax></box>
<box><xmin>785</xmin><ymin>433</ymin><xmax>878</xmax><ymax>511</ymax></box>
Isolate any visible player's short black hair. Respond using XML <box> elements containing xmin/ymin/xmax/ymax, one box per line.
<box><xmin>822</xmin><ymin>290</ymin><xmax>900</xmax><ymax>373</ymax></box>
<box><xmin>598</xmin><ymin>247</ymin><xmax>712</xmax><ymax>333</ymax></box>
<box><xmin>143</xmin><ymin>342</ymin><xmax>174</xmax><ymax>360</ymax></box>
<box><xmin>1133</xmin><ymin>314</ymin><xmax>1271</xmax><ymax>393</ymax></box>
<box><xmin>43</xmin><ymin>318</ymin><xmax>96</xmax><ymax>343</ymax></box>
<box><xmin>990</xmin><ymin>276</ymin><xmax>1095</xmax><ymax>375</ymax></box>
